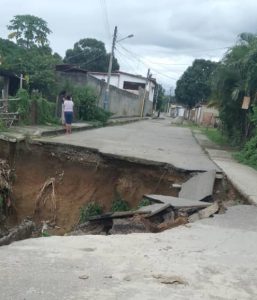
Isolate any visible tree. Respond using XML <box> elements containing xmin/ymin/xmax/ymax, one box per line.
<box><xmin>7</xmin><ymin>15</ymin><xmax>51</xmax><ymax>48</ymax></box>
<box><xmin>0</xmin><ymin>37</ymin><xmax>62</xmax><ymax>98</ymax></box>
<box><xmin>64</xmin><ymin>38</ymin><xmax>119</xmax><ymax>72</ymax></box>
<box><xmin>211</xmin><ymin>33</ymin><xmax>257</xmax><ymax>144</ymax></box>
<box><xmin>175</xmin><ymin>59</ymin><xmax>217</xmax><ymax>108</ymax></box>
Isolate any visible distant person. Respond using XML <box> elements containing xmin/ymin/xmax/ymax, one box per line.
<box><xmin>63</xmin><ymin>95</ymin><xmax>74</xmax><ymax>134</ymax></box>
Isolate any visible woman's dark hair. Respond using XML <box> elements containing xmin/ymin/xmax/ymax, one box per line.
<box><xmin>66</xmin><ymin>95</ymin><xmax>71</xmax><ymax>100</ymax></box>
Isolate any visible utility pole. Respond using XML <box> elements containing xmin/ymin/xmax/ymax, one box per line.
<box><xmin>167</xmin><ymin>87</ymin><xmax>172</xmax><ymax>114</ymax></box>
<box><xmin>104</xmin><ymin>26</ymin><xmax>118</xmax><ymax>110</ymax></box>
<box><xmin>140</xmin><ymin>68</ymin><xmax>151</xmax><ymax>117</ymax></box>
<box><xmin>154</xmin><ymin>84</ymin><xmax>160</xmax><ymax>112</ymax></box>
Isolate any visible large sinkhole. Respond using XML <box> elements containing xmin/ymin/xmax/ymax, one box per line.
<box><xmin>0</xmin><ymin>139</ymin><xmax>244</xmax><ymax>241</ymax></box>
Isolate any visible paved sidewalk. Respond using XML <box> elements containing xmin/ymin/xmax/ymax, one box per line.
<box><xmin>193</xmin><ymin>130</ymin><xmax>257</xmax><ymax>205</ymax></box>
<box><xmin>206</xmin><ymin>148</ymin><xmax>257</xmax><ymax>205</ymax></box>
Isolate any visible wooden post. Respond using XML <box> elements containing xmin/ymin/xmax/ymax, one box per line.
<box><xmin>20</xmin><ymin>74</ymin><xmax>23</xmax><ymax>89</ymax></box>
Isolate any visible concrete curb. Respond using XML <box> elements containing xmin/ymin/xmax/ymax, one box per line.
<box><xmin>0</xmin><ymin>117</ymin><xmax>149</xmax><ymax>141</ymax></box>
<box><xmin>192</xmin><ymin>130</ymin><xmax>257</xmax><ymax>206</ymax></box>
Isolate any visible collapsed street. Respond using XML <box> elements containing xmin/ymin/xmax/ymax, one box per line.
<box><xmin>0</xmin><ymin>119</ymin><xmax>256</xmax><ymax>299</ymax></box>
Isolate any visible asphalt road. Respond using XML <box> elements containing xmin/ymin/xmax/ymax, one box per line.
<box><xmin>1</xmin><ymin>205</ymin><xmax>256</xmax><ymax>300</ymax></box>
<box><xmin>40</xmin><ymin>119</ymin><xmax>219</xmax><ymax>172</ymax></box>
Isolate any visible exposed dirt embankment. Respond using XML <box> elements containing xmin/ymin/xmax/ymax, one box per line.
<box><xmin>0</xmin><ymin>141</ymin><xmax>189</xmax><ymax>235</ymax></box>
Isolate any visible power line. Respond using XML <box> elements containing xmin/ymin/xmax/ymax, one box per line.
<box><xmin>115</xmin><ymin>48</ymin><xmax>140</xmax><ymax>74</ymax></box>
<box><xmin>184</xmin><ymin>46</ymin><xmax>231</xmax><ymax>53</ymax></box>
<box><xmin>98</xmin><ymin>0</ymin><xmax>111</xmax><ymax>42</ymax></box>
<box><xmin>146</xmin><ymin>61</ymin><xmax>191</xmax><ymax>66</ymax></box>
<box><xmin>117</xmin><ymin>44</ymin><xmax>178</xmax><ymax>81</ymax></box>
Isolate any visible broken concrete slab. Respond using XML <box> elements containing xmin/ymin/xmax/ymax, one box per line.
<box><xmin>188</xmin><ymin>202</ymin><xmax>219</xmax><ymax>223</ymax></box>
<box><xmin>109</xmin><ymin>218</ymin><xmax>148</xmax><ymax>234</ymax></box>
<box><xmin>0</xmin><ymin>219</ymin><xmax>35</xmax><ymax>246</ymax></box>
<box><xmin>172</xmin><ymin>183</ymin><xmax>182</xmax><ymax>189</ymax></box>
<box><xmin>138</xmin><ymin>203</ymin><xmax>171</xmax><ymax>217</ymax></box>
<box><xmin>179</xmin><ymin>169</ymin><xmax>216</xmax><ymax>201</ymax></box>
<box><xmin>88</xmin><ymin>210</ymin><xmax>148</xmax><ymax>221</ymax></box>
<box><xmin>143</xmin><ymin>194</ymin><xmax>211</xmax><ymax>209</ymax></box>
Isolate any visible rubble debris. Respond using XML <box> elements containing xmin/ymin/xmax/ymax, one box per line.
<box><xmin>179</xmin><ymin>170</ymin><xmax>216</xmax><ymax>201</ymax></box>
<box><xmin>188</xmin><ymin>202</ymin><xmax>219</xmax><ymax>223</ymax></box>
<box><xmin>143</xmin><ymin>194</ymin><xmax>211</xmax><ymax>209</ymax></box>
<box><xmin>0</xmin><ymin>219</ymin><xmax>35</xmax><ymax>246</ymax></box>
<box><xmin>109</xmin><ymin>217</ymin><xmax>148</xmax><ymax>234</ymax></box>
<box><xmin>215</xmin><ymin>173</ymin><xmax>224</xmax><ymax>179</ymax></box>
<box><xmin>71</xmin><ymin>192</ymin><xmax>216</xmax><ymax>235</ymax></box>
<box><xmin>88</xmin><ymin>210</ymin><xmax>149</xmax><ymax>221</ymax></box>
<box><xmin>157</xmin><ymin>216</ymin><xmax>188</xmax><ymax>232</ymax></box>
<box><xmin>172</xmin><ymin>183</ymin><xmax>182</xmax><ymax>189</ymax></box>
<box><xmin>69</xmin><ymin>219</ymin><xmax>113</xmax><ymax>235</ymax></box>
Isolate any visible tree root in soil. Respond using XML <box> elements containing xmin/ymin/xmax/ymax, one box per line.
<box><xmin>34</xmin><ymin>177</ymin><xmax>57</xmax><ymax>223</ymax></box>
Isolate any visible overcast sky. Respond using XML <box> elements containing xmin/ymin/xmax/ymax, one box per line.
<box><xmin>1</xmin><ymin>0</ymin><xmax>257</xmax><ymax>91</ymax></box>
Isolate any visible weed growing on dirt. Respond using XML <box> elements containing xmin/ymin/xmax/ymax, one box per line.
<box><xmin>138</xmin><ymin>198</ymin><xmax>152</xmax><ymax>208</ymax></box>
<box><xmin>41</xmin><ymin>231</ymin><xmax>50</xmax><ymax>237</ymax></box>
<box><xmin>111</xmin><ymin>194</ymin><xmax>130</xmax><ymax>212</ymax></box>
<box><xmin>80</xmin><ymin>201</ymin><xmax>103</xmax><ymax>223</ymax></box>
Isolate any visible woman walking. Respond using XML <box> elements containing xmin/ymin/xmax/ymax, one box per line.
<box><xmin>63</xmin><ymin>95</ymin><xmax>74</xmax><ymax>134</ymax></box>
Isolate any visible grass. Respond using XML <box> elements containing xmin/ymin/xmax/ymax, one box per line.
<box><xmin>79</xmin><ymin>201</ymin><xmax>103</xmax><ymax>223</ymax></box>
<box><xmin>200</xmin><ymin>127</ymin><xmax>229</xmax><ymax>146</ymax></box>
<box><xmin>176</xmin><ymin>121</ymin><xmax>229</xmax><ymax>147</ymax></box>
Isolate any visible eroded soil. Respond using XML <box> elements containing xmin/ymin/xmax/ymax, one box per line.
<box><xmin>0</xmin><ymin>140</ymin><xmax>244</xmax><ymax>236</ymax></box>
<box><xmin>2</xmin><ymin>142</ymin><xmax>189</xmax><ymax>235</ymax></box>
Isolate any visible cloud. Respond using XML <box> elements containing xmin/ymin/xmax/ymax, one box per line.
<box><xmin>1</xmin><ymin>0</ymin><xmax>257</xmax><ymax>88</ymax></box>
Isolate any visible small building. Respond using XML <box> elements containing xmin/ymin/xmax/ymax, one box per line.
<box><xmin>55</xmin><ymin>65</ymin><xmax>153</xmax><ymax>117</ymax></box>
<box><xmin>88</xmin><ymin>71</ymin><xmax>156</xmax><ymax>101</ymax></box>
<box><xmin>169</xmin><ymin>105</ymin><xmax>185</xmax><ymax>118</ymax></box>
<box><xmin>0</xmin><ymin>69</ymin><xmax>19</xmax><ymax>98</ymax></box>
<box><xmin>184</xmin><ymin>105</ymin><xmax>219</xmax><ymax>127</ymax></box>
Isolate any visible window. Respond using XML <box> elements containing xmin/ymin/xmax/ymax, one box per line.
<box><xmin>123</xmin><ymin>81</ymin><xmax>145</xmax><ymax>90</ymax></box>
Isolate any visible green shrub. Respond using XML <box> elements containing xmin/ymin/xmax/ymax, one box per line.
<box><xmin>236</xmin><ymin>135</ymin><xmax>257</xmax><ymax>169</ymax></box>
<box><xmin>111</xmin><ymin>197</ymin><xmax>130</xmax><ymax>212</ymax></box>
<box><xmin>11</xmin><ymin>89</ymin><xmax>57</xmax><ymax>125</ymax></box>
<box><xmin>138</xmin><ymin>198</ymin><xmax>152</xmax><ymax>208</ymax></box>
<box><xmin>92</xmin><ymin>107</ymin><xmax>112</xmax><ymax>124</ymax></box>
<box><xmin>80</xmin><ymin>201</ymin><xmax>103</xmax><ymax>223</ymax></box>
<box><xmin>35</xmin><ymin>97</ymin><xmax>57</xmax><ymax>124</ymax></box>
<box><xmin>15</xmin><ymin>89</ymin><xmax>31</xmax><ymax>123</ymax></box>
<box><xmin>58</xmin><ymin>84</ymin><xmax>111</xmax><ymax>123</ymax></box>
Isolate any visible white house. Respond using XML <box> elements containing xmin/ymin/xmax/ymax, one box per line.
<box><xmin>88</xmin><ymin>71</ymin><xmax>156</xmax><ymax>101</ymax></box>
